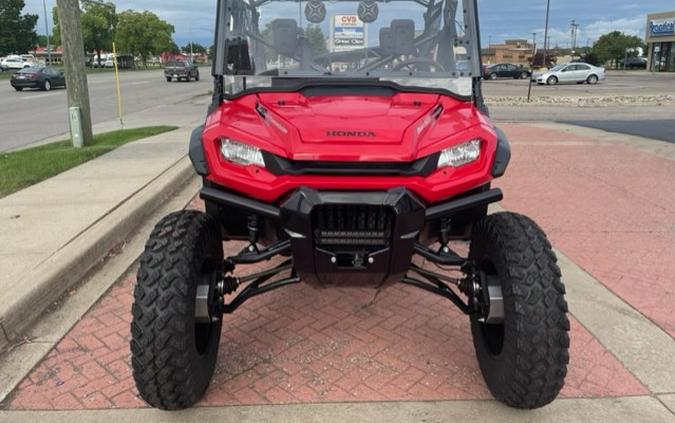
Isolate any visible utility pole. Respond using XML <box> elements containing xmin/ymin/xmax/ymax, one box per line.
<box><xmin>56</xmin><ymin>0</ymin><xmax>93</xmax><ymax>146</ymax></box>
<box><xmin>42</xmin><ymin>0</ymin><xmax>51</xmax><ymax>65</ymax></box>
<box><xmin>543</xmin><ymin>0</ymin><xmax>551</xmax><ymax>68</ymax></box>
<box><xmin>532</xmin><ymin>32</ymin><xmax>537</xmax><ymax>64</ymax></box>
<box><xmin>570</xmin><ymin>19</ymin><xmax>579</xmax><ymax>54</ymax></box>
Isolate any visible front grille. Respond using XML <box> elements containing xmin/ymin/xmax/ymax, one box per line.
<box><xmin>313</xmin><ymin>204</ymin><xmax>393</xmax><ymax>248</ymax></box>
<box><xmin>263</xmin><ymin>152</ymin><xmax>440</xmax><ymax>177</ymax></box>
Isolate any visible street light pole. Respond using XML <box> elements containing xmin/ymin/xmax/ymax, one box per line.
<box><xmin>56</xmin><ymin>0</ymin><xmax>93</xmax><ymax>147</ymax></box>
<box><xmin>543</xmin><ymin>0</ymin><xmax>551</xmax><ymax>67</ymax></box>
<box><xmin>531</xmin><ymin>32</ymin><xmax>537</xmax><ymax>65</ymax></box>
<box><xmin>42</xmin><ymin>0</ymin><xmax>51</xmax><ymax>65</ymax></box>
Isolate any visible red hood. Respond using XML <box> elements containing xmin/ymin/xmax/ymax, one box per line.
<box><xmin>208</xmin><ymin>91</ymin><xmax>490</xmax><ymax>162</ymax></box>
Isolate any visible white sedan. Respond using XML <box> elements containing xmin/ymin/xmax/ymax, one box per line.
<box><xmin>534</xmin><ymin>63</ymin><xmax>605</xmax><ymax>85</ymax></box>
<box><xmin>1</xmin><ymin>56</ymin><xmax>32</xmax><ymax>71</ymax></box>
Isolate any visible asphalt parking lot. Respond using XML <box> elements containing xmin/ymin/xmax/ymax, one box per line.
<box><xmin>0</xmin><ymin>69</ymin><xmax>209</xmax><ymax>152</ymax></box>
<box><xmin>482</xmin><ymin>70</ymin><xmax>675</xmax><ymax>98</ymax></box>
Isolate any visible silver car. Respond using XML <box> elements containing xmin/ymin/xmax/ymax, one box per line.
<box><xmin>534</xmin><ymin>62</ymin><xmax>605</xmax><ymax>85</ymax></box>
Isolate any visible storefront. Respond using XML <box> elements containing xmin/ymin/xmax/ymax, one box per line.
<box><xmin>646</xmin><ymin>11</ymin><xmax>675</xmax><ymax>72</ymax></box>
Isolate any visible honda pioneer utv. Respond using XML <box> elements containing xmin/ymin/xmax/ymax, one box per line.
<box><xmin>131</xmin><ymin>0</ymin><xmax>569</xmax><ymax>410</ymax></box>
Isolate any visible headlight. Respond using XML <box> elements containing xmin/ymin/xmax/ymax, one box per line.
<box><xmin>219</xmin><ymin>138</ymin><xmax>265</xmax><ymax>167</ymax></box>
<box><xmin>437</xmin><ymin>139</ymin><xmax>482</xmax><ymax>168</ymax></box>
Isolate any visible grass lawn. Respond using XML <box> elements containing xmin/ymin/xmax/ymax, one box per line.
<box><xmin>0</xmin><ymin>126</ymin><xmax>177</xmax><ymax>199</ymax></box>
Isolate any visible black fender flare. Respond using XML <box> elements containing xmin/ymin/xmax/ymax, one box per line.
<box><xmin>492</xmin><ymin>126</ymin><xmax>511</xmax><ymax>177</ymax></box>
<box><xmin>189</xmin><ymin>125</ymin><xmax>209</xmax><ymax>176</ymax></box>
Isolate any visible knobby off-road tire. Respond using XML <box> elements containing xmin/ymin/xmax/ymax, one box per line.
<box><xmin>131</xmin><ymin>210</ymin><xmax>224</xmax><ymax>410</ymax></box>
<box><xmin>469</xmin><ymin>212</ymin><xmax>570</xmax><ymax>409</ymax></box>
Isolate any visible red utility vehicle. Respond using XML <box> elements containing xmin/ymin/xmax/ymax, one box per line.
<box><xmin>131</xmin><ymin>0</ymin><xmax>569</xmax><ymax>411</ymax></box>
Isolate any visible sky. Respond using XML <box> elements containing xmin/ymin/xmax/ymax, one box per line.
<box><xmin>22</xmin><ymin>0</ymin><xmax>675</xmax><ymax>48</ymax></box>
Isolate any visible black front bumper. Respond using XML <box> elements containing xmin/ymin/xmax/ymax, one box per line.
<box><xmin>200</xmin><ymin>186</ymin><xmax>503</xmax><ymax>285</ymax></box>
<box><xmin>280</xmin><ymin>188</ymin><xmax>426</xmax><ymax>285</ymax></box>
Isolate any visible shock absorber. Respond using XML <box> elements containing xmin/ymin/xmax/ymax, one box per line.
<box><xmin>439</xmin><ymin>217</ymin><xmax>451</xmax><ymax>253</ymax></box>
<box><xmin>247</xmin><ymin>214</ymin><xmax>260</xmax><ymax>252</ymax></box>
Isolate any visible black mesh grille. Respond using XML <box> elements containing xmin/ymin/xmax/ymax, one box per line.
<box><xmin>313</xmin><ymin>204</ymin><xmax>393</xmax><ymax>248</ymax></box>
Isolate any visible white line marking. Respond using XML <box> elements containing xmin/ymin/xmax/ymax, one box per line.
<box><xmin>20</xmin><ymin>93</ymin><xmax>61</xmax><ymax>100</ymax></box>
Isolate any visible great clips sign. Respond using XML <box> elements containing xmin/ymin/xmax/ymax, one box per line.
<box><xmin>650</xmin><ymin>20</ymin><xmax>675</xmax><ymax>37</ymax></box>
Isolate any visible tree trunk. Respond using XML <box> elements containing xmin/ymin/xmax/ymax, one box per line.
<box><xmin>56</xmin><ymin>0</ymin><xmax>93</xmax><ymax>146</ymax></box>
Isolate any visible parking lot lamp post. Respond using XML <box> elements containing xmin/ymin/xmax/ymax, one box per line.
<box><xmin>42</xmin><ymin>0</ymin><xmax>51</xmax><ymax>65</ymax></box>
<box><xmin>543</xmin><ymin>0</ymin><xmax>551</xmax><ymax>67</ymax></box>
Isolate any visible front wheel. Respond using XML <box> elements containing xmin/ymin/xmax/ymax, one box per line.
<box><xmin>489</xmin><ymin>73</ymin><xmax>498</xmax><ymax>80</ymax></box>
<box><xmin>469</xmin><ymin>212</ymin><xmax>570</xmax><ymax>409</ymax></box>
<box><xmin>547</xmin><ymin>76</ymin><xmax>558</xmax><ymax>85</ymax></box>
<box><xmin>43</xmin><ymin>79</ymin><xmax>51</xmax><ymax>91</ymax></box>
<box><xmin>520</xmin><ymin>71</ymin><xmax>529</xmax><ymax>79</ymax></box>
<box><xmin>131</xmin><ymin>211</ymin><xmax>224</xmax><ymax>410</ymax></box>
<box><xmin>166</xmin><ymin>77</ymin><xmax>172</xmax><ymax>82</ymax></box>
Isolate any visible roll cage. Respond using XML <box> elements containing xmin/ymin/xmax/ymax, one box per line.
<box><xmin>209</xmin><ymin>0</ymin><xmax>486</xmax><ymax>111</ymax></box>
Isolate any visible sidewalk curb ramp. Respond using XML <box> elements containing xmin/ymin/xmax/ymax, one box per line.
<box><xmin>0</xmin><ymin>157</ymin><xmax>195</xmax><ymax>350</ymax></box>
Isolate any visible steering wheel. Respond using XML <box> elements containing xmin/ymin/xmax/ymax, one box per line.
<box><xmin>393</xmin><ymin>58</ymin><xmax>447</xmax><ymax>73</ymax></box>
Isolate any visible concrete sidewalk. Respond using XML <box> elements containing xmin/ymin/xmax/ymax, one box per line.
<box><xmin>0</xmin><ymin>114</ymin><xmax>203</xmax><ymax>349</ymax></box>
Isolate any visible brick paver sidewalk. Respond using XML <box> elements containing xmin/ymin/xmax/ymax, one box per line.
<box><xmin>495</xmin><ymin>123</ymin><xmax>675</xmax><ymax>338</ymax></box>
<box><xmin>7</xmin><ymin>122</ymin><xmax>674</xmax><ymax>410</ymax></box>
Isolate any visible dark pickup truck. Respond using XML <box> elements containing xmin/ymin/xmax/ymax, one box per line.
<box><xmin>164</xmin><ymin>60</ymin><xmax>200</xmax><ymax>82</ymax></box>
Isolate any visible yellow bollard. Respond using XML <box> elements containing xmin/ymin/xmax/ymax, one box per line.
<box><xmin>112</xmin><ymin>42</ymin><xmax>124</xmax><ymax>127</ymax></box>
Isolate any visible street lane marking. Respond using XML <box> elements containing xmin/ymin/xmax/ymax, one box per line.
<box><xmin>19</xmin><ymin>93</ymin><xmax>61</xmax><ymax>100</ymax></box>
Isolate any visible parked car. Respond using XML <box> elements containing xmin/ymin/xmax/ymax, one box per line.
<box><xmin>1</xmin><ymin>55</ymin><xmax>31</xmax><ymax>71</ymax></box>
<box><xmin>484</xmin><ymin>63</ymin><xmax>531</xmax><ymax>80</ymax></box>
<box><xmin>534</xmin><ymin>62</ymin><xmax>605</xmax><ymax>85</ymax></box>
<box><xmin>619</xmin><ymin>57</ymin><xmax>647</xmax><ymax>70</ymax></box>
<box><xmin>10</xmin><ymin>66</ymin><xmax>66</xmax><ymax>91</ymax></box>
<box><xmin>95</xmin><ymin>54</ymin><xmax>116</xmax><ymax>68</ymax></box>
<box><xmin>164</xmin><ymin>60</ymin><xmax>200</xmax><ymax>82</ymax></box>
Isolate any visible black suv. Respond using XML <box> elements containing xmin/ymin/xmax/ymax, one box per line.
<box><xmin>164</xmin><ymin>60</ymin><xmax>200</xmax><ymax>82</ymax></box>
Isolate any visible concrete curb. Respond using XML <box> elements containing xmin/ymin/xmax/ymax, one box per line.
<box><xmin>0</xmin><ymin>396</ymin><xmax>673</xmax><ymax>423</ymax></box>
<box><xmin>0</xmin><ymin>156</ymin><xmax>195</xmax><ymax>350</ymax></box>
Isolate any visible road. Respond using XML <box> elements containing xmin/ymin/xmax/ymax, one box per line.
<box><xmin>2</xmin><ymin>69</ymin><xmax>674</xmax><ymax>151</ymax></box>
<box><xmin>482</xmin><ymin>70</ymin><xmax>675</xmax><ymax>98</ymax></box>
<box><xmin>0</xmin><ymin>69</ymin><xmax>209</xmax><ymax>152</ymax></box>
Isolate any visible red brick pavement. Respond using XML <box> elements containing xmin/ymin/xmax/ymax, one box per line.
<box><xmin>9</xmin><ymin>241</ymin><xmax>646</xmax><ymax>410</ymax></box>
<box><xmin>495</xmin><ymin>123</ymin><xmax>675</xmax><ymax>338</ymax></box>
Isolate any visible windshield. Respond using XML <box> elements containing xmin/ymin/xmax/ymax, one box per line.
<box><xmin>214</xmin><ymin>0</ymin><xmax>481</xmax><ymax>97</ymax></box>
<box><xmin>550</xmin><ymin>65</ymin><xmax>565</xmax><ymax>72</ymax></box>
<box><xmin>167</xmin><ymin>61</ymin><xmax>187</xmax><ymax>67</ymax></box>
<box><xmin>18</xmin><ymin>67</ymin><xmax>41</xmax><ymax>73</ymax></box>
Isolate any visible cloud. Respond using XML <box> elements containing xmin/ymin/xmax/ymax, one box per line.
<box><xmin>21</xmin><ymin>0</ymin><xmax>674</xmax><ymax>47</ymax></box>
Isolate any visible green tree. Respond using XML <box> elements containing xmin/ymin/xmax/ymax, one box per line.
<box><xmin>167</xmin><ymin>41</ymin><xmax>181</xmax><ymax>54</ymax></box>
<box><xmin>116</xmin><ymin>10</ymin><xmax>175</xmax><ymax>66</ymax></box>
<box><xmin>0</xmin><ymin>0</ymin><xmax>38</xmax><ymax>55</ymax></box>
<box><xmin>81</xmin><ymin>1</ymin><xmax>117</xmax><ymax>66</ymax></box>
<box><xmin>51</xmin><ymin>6</ymin><xmax>61</xmax><ymax>46</ymax></box>
<box><xmin>591</xmin><ymin>31</ymin><xmax>644</xmax><ymax>69</ymax></box>
<box><xmin>304</xmin><ymin>25</ymin><xmax>327</xmax><ymax>56</ymax></box>
<box><xmin>183</xmin><ymin>42</ymin><xmax>207</xmax><ymax>55</ymax></box>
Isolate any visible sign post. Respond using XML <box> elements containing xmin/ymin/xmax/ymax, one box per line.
<box><xmin>332</xmin><ymin>15</ymin><xmax>365</xmax><ymax>52</ymax></box>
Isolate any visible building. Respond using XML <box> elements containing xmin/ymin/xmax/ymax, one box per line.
<box><xmin>482</xmin><ymin>39</ymin><xmax>534</xmax><ymax>66</ymax></box>
<box><xmin>646</xmin><ymin>10</ymin><xmax>675</xmax><ymax>72</ymax></box>
<box><xmin>28</xmin><ymin>46</ymin><xmax>64</xmax><ymax>65</ymax></box>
